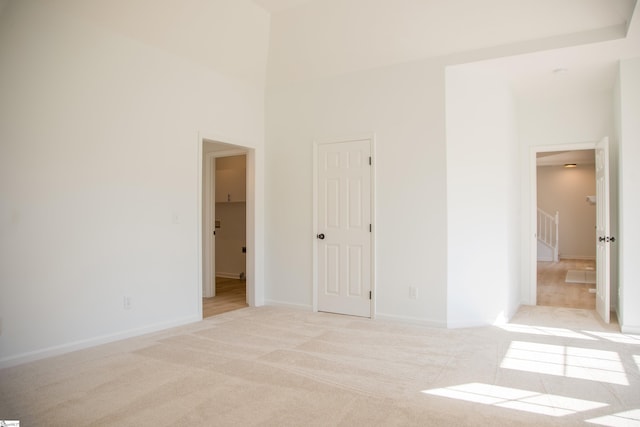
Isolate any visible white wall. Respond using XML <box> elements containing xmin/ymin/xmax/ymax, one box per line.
<box><xmin>518</xmin><ymin>90</ymin><xmax>614</xmax><ymax>146</ymax></box>
<box><xmin>518</xmin><ymin>88</ymin><xmax>615</xmax><ymax>305</ymax></box>
<box><xmin>617</xmin><ymin>57</ymin><xmax>640</xmax><ymax>333</ymax></box>
<box><xmin>0</xmin><ymin>0</ymin><xmax>269</xmax><ymax>366</ymax></box>
<box><xmin>445</xmin><ymin>65</ymin><xmax>520</xmax><ymax>327</ymax></box>
<box><xmin>537</xmin><ymin>164</ymin><xmax>596</xmax><ymax>259</ymax></box>
<box><xmin>265</xmin><ymin>59</ymin><xmax>448</xmax><ymax>325</ymax></box>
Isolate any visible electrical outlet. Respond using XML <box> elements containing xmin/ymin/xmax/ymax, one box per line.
<box><xmin>124</xmin><ymin>296</ymin><xmax>132</xmax><ymax>310</ymax></box>
<box><xmin>409</xmin><ymin>286</ymin><xmax>418</xmax><ymax>299</ymax></box>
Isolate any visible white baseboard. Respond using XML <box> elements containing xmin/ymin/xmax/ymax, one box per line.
<box><xmin>446</xmin><ymin>305</ymin><xmax>519</xmax><ymax>328</ymax></box>
<box><xmin>375</xmin><ymin>312</ymin><xmax>446</xmax><ymax>328</ymax></box>
<box><xmin>559</xmin><ymin>255</ymin><xmax>596</xmax><ymax>260</ymax></box>
<box><xmin>537</xmin><ymin>256</ymin><xmax>553</xmax><ymax>262</ymax></box>
<box><xmin>446</xmin><ymin>319</ymin><xmax>493</xmax><ymax>328</ymax></box>
<box><xmin>447</xmin><ymin>317</ymin><xmax>519</xmax><ymax>329</ymax></box>
<box><xmin>0</xmin><ymin>315</ymin><xmax>201</xmax><ymax>369</ymax></box>
<box><xmin>264</xmin><ymin>299</ymin><xmax>313</xmax><ymax>311</ymax></box>
<box><xmin>621</xmin><ymin>324</ymin><xmax>640</xmax><ymax>334</ymax></box>
<box><xmin>261</xmin><ymin>304</ymin><xmax>447</xmax><ymax>328</ymax></box>
<box><xmin>216</xmin><ymin>272</ymin><xmax>243</xmax><ymax>279</ymax></box>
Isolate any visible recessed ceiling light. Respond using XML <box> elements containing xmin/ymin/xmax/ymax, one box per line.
<box><xmin>564</xmin><ymin>163</ymin><xmax>577</xmax><ymax>168</ymax></box>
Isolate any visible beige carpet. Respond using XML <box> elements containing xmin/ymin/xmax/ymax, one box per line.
<box><xmin>1</xmin><ymin>306</ymin><xmax>639</xmax><ymax>426</ymax></box>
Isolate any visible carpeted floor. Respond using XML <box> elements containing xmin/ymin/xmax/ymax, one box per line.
<box><xmin>1</xmin><ymin>306</ymin><xmax>639</xmax><ymax>426</ymax></box>
<box><xmin>565</xmin><ymin>270</ymin><xmax>597</xmax><ymax>285</ymax></box>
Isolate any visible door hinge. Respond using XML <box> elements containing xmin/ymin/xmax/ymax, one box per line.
<box><xmin>369</xmin><ymin>224</ymin><xmax>372</xmax><ymax>232</ymax></box>
<box><xmin>369</xmin><ymin>156</ymin><xmax>372</xmax><ymax>165</ymax></box>
<box><xmin>369</xmin><ymin>291</ymin><xmax>372</xmax><ymax>300</ymax></box>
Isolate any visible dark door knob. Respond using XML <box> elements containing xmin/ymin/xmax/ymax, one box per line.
<box><xmin>317</xmin><ymin>233</ymin><xmax>325</xmax><ymax>240</ymax></box>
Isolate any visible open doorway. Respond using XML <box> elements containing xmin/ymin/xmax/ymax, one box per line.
<box><xmin>535</xmin><ymin>149</ymin><xmax>596</xmax><ymax>309</ymax></box>
<box><xmin>205</xmin><ymin>154</ymin><xmax>247</xmax><ymax>317</ymax></box>
<box><xmin>200</xmin><ymin>138</ymin><xmax>255</xmax><ymax>318</ymax></box>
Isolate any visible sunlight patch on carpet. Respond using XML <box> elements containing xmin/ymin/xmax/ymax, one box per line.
<box><xmin>586</xmin><ymin>409</ymin><xmax>640</xmax><ymax>426</ymax></box>
<box><xmin>500</xmin><ymin>341</ymin><xmax>628</xmax><ymax>386</ymax></box>
<box><xmin>499</xmin><ymin>324</ymin><xmax>596</xmax><ymax>340</ymax></box>
<box><xmin>583</xmin><ymin>331</ymin><xmax>640</xmax><ymax>345</ymax></box>
<box><xmin>422</xmin><ymin>383</ymin><xmax>607</xmax><ymax>417</ymax></box>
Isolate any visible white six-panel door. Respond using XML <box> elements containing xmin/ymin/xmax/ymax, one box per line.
<box><xmin>595</xmin><ymin>137</ymin><xmax>611</xmax><ymax>324</ymax></box>
<box><xmin>317</xmin><ymin>139</ymin><xmax>372</xmax><ymax>318</ymax></box>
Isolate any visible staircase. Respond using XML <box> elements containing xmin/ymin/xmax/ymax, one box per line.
<box><xmin>537</xmin><ymin>208</ymin><xmax>559</xmax><ymax>262</ymax></box>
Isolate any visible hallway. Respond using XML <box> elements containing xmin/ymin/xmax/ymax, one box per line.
<box><xmin>202</xmin><ymin>277</ymin><xmax>247</xmax><ymax>318</ymax></box>
<box><xmin>537</xmin><ymin>259</ymin><xmax>596</xmax><ymax>310</ymax></box>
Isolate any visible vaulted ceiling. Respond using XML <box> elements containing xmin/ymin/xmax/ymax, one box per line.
<box><xmin>255</xmin><ymin>0</ymin><xmax>639</xmax><ymax>87</ymax></box>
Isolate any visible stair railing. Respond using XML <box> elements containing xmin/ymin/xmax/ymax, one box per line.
<box><xmin>537</xmin><ymin>208</ymin><xmax>559</xmax><ymax>262</ymax></box>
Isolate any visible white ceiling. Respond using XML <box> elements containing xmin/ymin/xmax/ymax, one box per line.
<box><xmin>459</xmin><ymin>11</ymin><xmax>640</xmax><ymax>99</ymax></box>
<box><xmin>259</xmin><ymin>0</ymin><xmax>639</xmax><ymax>86</ymax></box>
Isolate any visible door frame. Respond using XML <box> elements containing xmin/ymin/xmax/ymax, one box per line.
<box><xmin>202</xmin><ymin>151</ymin><xmax>216</xmax><ymax>298</ymax></box>
<box><xmin>528</xmin><ymin>140</ymin><xmax>602</xmax><ymax>305</ymax></box>
<box><xmin>312</xmin><ymin>133</ymin><xmax>376</xmax><ymax>317</ymax></box>
<box><xmin>595</xmin><ymin>137</ymin><xmax>611</xmax><ymax>323</ymax></box>
<box><xmin>202</xmin><ymin>149</ymin><xmax>247</xmax><ymax>298</ymax></box>
<box><xmin>198</xmin><ymin>132</ymin><xmax>258</xmax><ymax>319</ymax></box>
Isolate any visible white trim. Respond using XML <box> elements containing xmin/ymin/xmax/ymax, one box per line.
<box><xmin>202</xmin><ymin>152</ymin><xmax>216</xmax><ymax>298</ymax></box>
<box><xmin>245</xmin><ymin>148</ymin><xmax>259</xmax><ymax>307</ymax></box>
<box><xmin>528</xmin><ymin>146</ymin><xmax>537</xmax><ymax>305</ymax></box>
<box><xmin>203</xmin><ymin>148</ymin><xmax>249</xmax><ymax>299</ymax></box>
<box><xmin>375</xmin><ymin>313</ymin><xmax>447</xmax><ymax>328</ymax></box>
<box><xmin>314</xmin><ymin>132</ymin><xmax>377</xmax><ymax>145</ymax></box>
<box><xmin>621</xmin><ymin>325</ymin><xmax>640</xmax><ymax>334</ymax></box>
<box><xmin>197</xmin><ymin>136</ymin><xmax>204</xmax><ymax>320</ymax></box>
<box><xmin>264</xmin><ymin>300</ymin><xmax>314</xmax><ymax>311</ymax></box>
<box><xmin>312</xmin><ymin>133</ymin><xmax>376</xmax><ymax>318</ymax></box>
<box><xmin>446</xmin><ymin>319</ymin><xmax>500</xmax><ymax>329</ymax></box>
<box><xmin>0</xmin><ymin>315</ymin><xmax>200</xmax><ymax>369</ymax></box>
<box><xmin>528</xmin><ymin>141</ymin><xmax>598</xmax><ymax>306</ymax></box>
<box><xmin>370</xmin><ymin>135</ymin><xmax>377</xmax><ymax>319</ymax></box>
<box><xmin>559</xmin><ymin>255</ymin><xmax>597</xmax><ymax>260</ymax></box>
<box><xmin>206</xmin><ymin>148</ymin><xmax>248</xmax><ymax>157</ymax></box>
<box><xmin>312</xmin><ymin>141</ymin><xmax>319</xmax><ymax>312</ymax></box>
<box><xmin>216</xmin><ymin>272</ymin><xmax>243</xmax><ymax>279</ymax></box>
